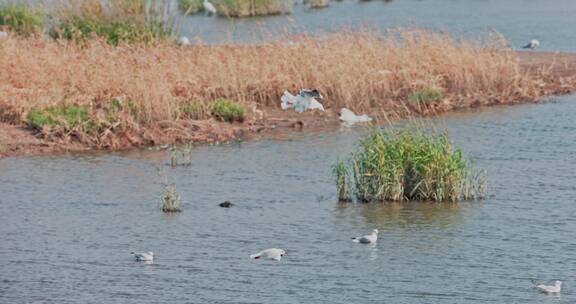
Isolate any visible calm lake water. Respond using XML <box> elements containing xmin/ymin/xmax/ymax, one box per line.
<box><xmin>178</xmin><ymin>0</ymin><xmax>576</xmax><ymax>51</ymax></box>
<box><xmin>1</xmin><ymin>94</ymin><xmax>576</xmax><ymax>303</ymax></box>
<box><xmin>2</xmin><ymin>0</ymin><xmax>576</xmax><ymax>302</ymax></box>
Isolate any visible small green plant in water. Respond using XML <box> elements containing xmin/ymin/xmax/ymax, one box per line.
<box><xmin>161</xmin><ymin>184</ymin><xmax>182</xmax><ymax>212</ymax></box>
<box><xmin>336</xmin><ymin>127</ymin><xmax>485</xmax><ymax>203</ymax></box>
<box><xmin>169</xmin><ymin>145</ymin><xmax>193</xmax><ymax>167</ymax></box>
<box><xmin>211</xmin><ymin>99</ymin><xmax>245</xmax><ymax>123</ymax></box>
<box><xmin>159</xmin><ymin>169</ymin><xmax>182</xmax><ymax>212</ymax></box>
<box><xmin>408</xmin><ymin>88</ymin><xmax>443</xmax><ymax>104</ymax></box>
<box><xmin>0</xmin><ymin>4</ymin><xmax>43</xmax><ymax>37</ymax></box>
<box><xmin>333</xmin><ymin>159</ymin><xmax>351</xmax><ymax>202</ymax></box>
<box><xmin>27</xmin><ymin>105</ymin><xmax>90</xmax><ymax>131</ymax></box>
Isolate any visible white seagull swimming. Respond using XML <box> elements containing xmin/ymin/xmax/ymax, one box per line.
<box><xmin>533</xmin><ymin>280</ymin><xmax>562</xmax><ymax>294</ymax></box>
<box><xmin>522</xmin><ymin>39</ymin><xmax>540</xmax><ymax>49</ymax></box>
<box><xmin>352</xmin><ymin>229</ymin><xmax>379</xmax><ymax>244</ymax></box>
<box><xmin>339</xmin><ymin>107</ymin><xmax>372</xmax><ymax>125</ymax></box>
<box><xmin>203</xmin><ymin>0</ymin><xmax>217</xmax><ymax>16</ymax></box>
<box><xmin>131</xmin><ymin>251</ymin><xmax>154</xmax><ymax>262</ymax></box>
<box><xmin>250</xmin><ymin>248</ymin><xmax>286</xmax><ymax>261</ymax></box>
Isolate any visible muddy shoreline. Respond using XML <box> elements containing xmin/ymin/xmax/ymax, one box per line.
<box><xmin>1</xmin><ymin>51</ymin><xmax>575</xmax><ymax>158</ymax></box>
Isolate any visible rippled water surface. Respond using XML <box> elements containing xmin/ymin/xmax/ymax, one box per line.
<box><xmin>2</xmin><ymin>95</ymin><xmax>576</xmax><ymax>303</ymax></box>
<box><xmin>177</xmin><ymin>0</ymin><xmax>576</xmax><ymax>51</ymax></box>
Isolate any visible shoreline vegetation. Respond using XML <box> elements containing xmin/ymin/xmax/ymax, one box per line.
<box><xmin>1</xmin><ymin>2</ymin><xmax>576</xmax><ymax>157</ymax></box>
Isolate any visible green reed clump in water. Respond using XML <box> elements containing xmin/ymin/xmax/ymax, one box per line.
<box><xmin>169</xmin><ymin>145</ymin><xmax>193</xmax><ymax>167</ymax></box>
<box><xmin>335</xmin><ymin>127</ymin><xmax>485</xmax><ymax>203</ymax></box>
<box><xmin>159</xmin><ymin>169</ymin><xmax>182</xmax><ymax>212</ymax></box>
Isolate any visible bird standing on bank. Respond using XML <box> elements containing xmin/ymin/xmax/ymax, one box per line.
<box><xmin>178</xmin><ymin>36</ymin><xmax>190</xmax><ymax>46</ymax></box>
<box><xmin>203</xmin><ymin>0</ymin><xmax>217</xmax><ymax>16</ymax></box>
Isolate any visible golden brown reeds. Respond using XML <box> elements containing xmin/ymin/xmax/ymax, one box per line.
<box><xmin>0</xmin><ymin>29</ymin><xmax>562</xmax><ymax>148</ymax></box>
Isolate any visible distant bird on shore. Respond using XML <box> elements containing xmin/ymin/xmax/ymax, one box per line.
<box><xmin>523</xmin><ymin>39</ymin><xmax>540</xmax><ymax>49</ymax></box>
<box><xmin>178</xmin><ymin>36</ymin><xmax>191</xmax><ymax>46</ymax></box>
<box><xmin>352</xmin><ymin>229</ymin><xmax>378</xmax><ymax>244</ymax></box>
<box><xmin>533</xmin><ymin>280</ymin><xmax>562</xmax><ymax>294</ymax></box>
<box><xmin>0</xmin><ymin>31</ymin><xmax>7</xmax><ymax>39</ymax></box>
<box><xmin>250</xmin><ymin>248</ymin><xmax>286</xmax><ymax>261</ymax></box>
<box><xmin>132</xmin><ymin>251</ymin><xmax>154</xmax><ymax>262</ymax></box>
<box><xmin>203</xmin><ymin>0</ymin><xmax>217</xmax><ymax>16</ymax></box>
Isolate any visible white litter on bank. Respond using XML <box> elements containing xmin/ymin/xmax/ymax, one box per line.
<box><xmin>281</xmin><ymin>89</ymin><xmax>324</xmax><ymax>113</ymax></box>
<box><xmin>339</xmin><ymin>108</ymin><xmax>372</xmax><ymax>125</ymax></box>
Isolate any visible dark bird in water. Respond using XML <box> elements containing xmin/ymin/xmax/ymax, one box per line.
<box><xmin>219</xmin><ymin>201</ymin><xmax>233</xmax><ymax>208</ymax></box>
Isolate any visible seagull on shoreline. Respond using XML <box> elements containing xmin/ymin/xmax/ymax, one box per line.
<box><xmin>352</xmin><ymin>229</ymin><xmax>378</xmax><ymax>244</ymax></box>
<box><xmin>523</xmin><ymin>39</ymin><xmax>540</xmax><ymax>49</ymax></box>
<box><xmin>203</xmin><ymin>0</ymin><xmax>217</xmax><ymax>16</ymax></box>
<box><xmin>132</xmin><ymin>251</ymin><xmax>154</xmax><ymax>262</ymax></box>
<box><xmin>250</xmin><ymin>248</ymin><xmax>286</xmax><ymax>261</ymax></box>
<box><xmin>178</xmin><ymin>36</ymin><xmax>190</xmax><ymax>46</ymax></box>
<box><xmin>533</xmin><ymin>280</ymin><xmax>562</xmax><ymax>294</ymax></box>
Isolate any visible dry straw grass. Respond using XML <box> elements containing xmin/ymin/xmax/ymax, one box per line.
<box><xmin>0</xmin><ymin>29</ymin><xmax>557</xmax><ymax>148</ymax></box>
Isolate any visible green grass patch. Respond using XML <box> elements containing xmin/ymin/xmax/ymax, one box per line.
<box><xmin>211</xmin><ymin>99</ymin><xmax>245</xmax><ymax>123</ymax></box>
<box><xmin>0</xmin><ymin>4</ymin><xmax>43</xmax><ymax>37</ymax></box>
<box><xmin>48</xmin><ymin>0</ymin><xmax>174</xmax><ymax>45</ymax></box>
<box><xmin>179</xmin><ymin>0</ymin><xmax>204</xmax><ymax>14</ymax></box>
<box><xmin>180</xmin><ymin>101</ymin><xmax>210</xmax><ymax>120</ymax></box>
<box><xmin>49</xmin><ymin>16</ymin><xmax>172</xmax><ymax>46</ymax></box>
<box><xmin>215</xmin><ymin>0</ymin><xmax>292</xmax><ymax>17</ymax></box>
<box><xmin>27</xmin><ymin>105</ymin><xmax>90</xmax><ymax>131</ymax></box>
<box><xmin>335</xmin><ymin>127</ymin><xmax>485</xmax><ymax>203</ymax></box>
<box><xmin>408</xmin><ymin>88</ymin><xmax>443</xmax><ymax>104</ymax></box>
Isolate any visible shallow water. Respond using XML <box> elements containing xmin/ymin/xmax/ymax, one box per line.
<box><xmin>1</xmin><ymin>95</ymin><xmax>576</xmax><ymax>303</ymax></box>
<box><xmin>178</xmin><ymin>0</ymin><xmax>576</xmax><ymax>51</ymax></box>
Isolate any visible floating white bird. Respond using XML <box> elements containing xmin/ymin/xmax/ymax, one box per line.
<box><xmin>131</xmin><ymin>251</ymin><xmax>154</xmax><ymax>262</ymax></box>
<box><xmin>339</xmin><ymin>107</ymin><xmax>372</xmax><ymax>125</ymax></box>
<box><xmin>523</xmin><ymin>39</ymin><xmax>540</xmax><ymax>49</ymax></box>
<box><xmin>533</xmin><ymin>280</ymin><xmax>562</xmax><ymax>294</ymax></box>
<box><xmin>281</xmin><ymin>89</ymin><xmax>324</xmax><ymax>113</ymax></box>
<box><xmin>250</xmin><ymin>248</ymin><xmax>286</xmax><ymax>261</ymax></box>
<box><xmin>352</xmin><ymin>229</ymin><xmax>378</xmax><ymax>244</ymax></box>
<box><xmin>178</xmin><ymin>36</ymin><xmax>190</xmax><ymax>46</ymax></box>
<box><xmin>203</xmin><ymin>0</ymin><xmax>217</xmax><ymax>16</ymax></box>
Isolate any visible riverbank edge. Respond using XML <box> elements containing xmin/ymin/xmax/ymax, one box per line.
<box><xmin>1</xmin><ymin>51</ymin><xmax>575</xmax><ymax>158</ymax></box>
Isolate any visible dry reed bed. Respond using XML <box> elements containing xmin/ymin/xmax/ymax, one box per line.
<box><xmin>0</xmin><ymin>30</ymin><xmax>571</xmax><ymax>148</ymax></box>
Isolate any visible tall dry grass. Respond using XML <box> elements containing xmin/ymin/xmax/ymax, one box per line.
<box><xmin>0</xmin><ymin>30</ymin><xmax>557</xmax><ymax>147</ymax></box>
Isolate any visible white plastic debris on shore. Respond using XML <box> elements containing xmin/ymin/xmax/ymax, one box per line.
<box><xmin>281</xmin><ymin>89</ymin><xmax>325</xmax><ymax>113</ymax></box>
<box><xmin>339</xmin><ymin>108</ymin><xmax>372</xmax><ymax>125</ymax></box>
